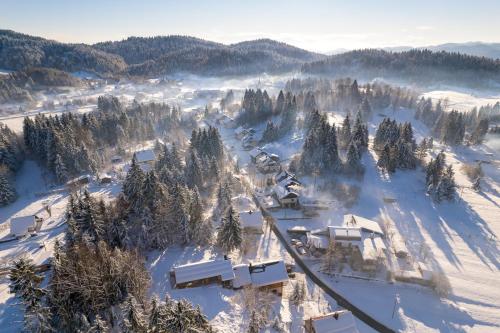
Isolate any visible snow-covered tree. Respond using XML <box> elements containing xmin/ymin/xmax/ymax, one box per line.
<box><xmin>121</xmin><ymin>295</ymin><xmax>147</xmax><ymax>333</ymax></box>
<box><xmin>0</xmin><ymin>174</ymin><xmax>16</xmax><ymax>206</ymax></box>
<box><xmin>217</xmin><ymin>206</ymin><xmax>242</xmax><ymax>253</ymax></box>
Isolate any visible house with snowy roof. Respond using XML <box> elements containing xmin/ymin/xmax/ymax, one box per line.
<box><xmin>134</xmin><ymin>149</ymin><xmax>156</xmax><ymax>164</ymax></box>
<box><xmin>170</xmin><ymin>259</ymin><xmax>235</xmax><ymax>289</ymax></box>
<box><xmin>239</xmin><ymin>209</ymin><xmax>264</xmax><ymax>234</ymax></box>
<box><xmin>249</xmin><ymin>147</ymin><xmax>267</xmax><ymax>163</ymax></box>
<box><xmin>9</xmin><ymin>216</ymin><xmax>39</xmax><ymax>238</ymax></box>
<box><xmin>305</xmin><ymin>310</ymin><xmax>359</xmax><ymax>333</ymax></box>
<box><xmin>343</xmin><ymin>214</ymin><xmax>384</xmax><ymax>236</ymax></box>
<box><xmin>248</xmin><ymin>259</ymin><xmax>289</xmax><ymax>295</ymax></box>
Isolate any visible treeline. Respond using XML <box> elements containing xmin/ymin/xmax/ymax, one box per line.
<box><xmin>301</xmin><ymin>49</ymin><xmax>500</xmax><ymax>88</ymax></box>
<box><xmin>23</xmin><ymin>96</ymin><xmax>181</xmax><ymax>183</ymax></box>
<box><xmin>415</xmin><ymin>98</ymin><xmax>493</xmax><ymax>145</ymax></box>
<box><xmin>285</xmin><ymin>77</ymin><xmax>416</xmax><ymax>119</ymax></box>
<box><xmin>238</xmin><ymin>89</ymin><xmax>299</xmax><ymax>140</ymax></box>
<box><xmin>0</xmin><ymin>124</ymin><xmax>23</xmax><ymax>206</ymax></box>
<box><xmin>295</xmin><ymin>110</ymin><xmax>368</xmax><ymax>176</ymax></box>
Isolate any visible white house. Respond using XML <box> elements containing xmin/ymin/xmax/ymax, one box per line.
<box><xmin>10</xmin><ymin>216</ymin><xmax>37</xmax><ymax>238</ymax></box>
<box><xmin>305</xmin><ymin>310</ymin><xmax>359</xmax><ymax>333</ymax></box>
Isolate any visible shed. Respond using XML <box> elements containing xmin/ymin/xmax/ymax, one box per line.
<box><xmin>170</xmin><ymin>259</ymin><xmax>235</xmax><ymax>289</ymax></box>
<box><xmin>305</xmin><ymin>310</ymin><xmax>359</xmax><ymax>333</ymax></box>
<box><xmin>232</xmin><ymin>264</ymin><xmax>252</xmax><ymax>289</ymax></box>
<box><xmin>343</xmin><ymin>214</ymin><xmax>384</xmax><ymax>236</ymax></box>
<box><xmin>10</xmin><ymin>216</ymin><xmax>36</xmax><ymax>238</ymax></box>
<box><xmin>249</xmin><ymin>260</ymin><xmax>289</xmax><ymax>295</ymax></box>
<box><xmin>134</xmin><ymin>149</ymin><xmax>156</xmax><ymax>164</ymax></box>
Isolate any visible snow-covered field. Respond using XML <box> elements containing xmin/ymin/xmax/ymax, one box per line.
<box><xmin>421</xmin><ymin>90</ymin><xmax>500</xmax><ymax>112</ymax></box>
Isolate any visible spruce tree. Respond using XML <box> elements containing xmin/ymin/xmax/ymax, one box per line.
<box><xmin>123</xmin><ymin>155</ymin><xmax>145</xmax><ymax>210</ymax></box>
<box><xmin>0</xmin><ymin>174</ymin><xmax>16</xmax><ymax>206</ymax></box>
<box><xmin>217</xmin><ymin>206</ymin><xmax>242</xmax><ymax>253</ymax></box>
<box><xmin>121</xmin><ymin>295</ymin><xmax>147</xmax><ymax>333</ymax></box>
<box><xmin>339</xmin><ymin>114</ymin><xmax>352</xmax><ymax>150</ymax></box>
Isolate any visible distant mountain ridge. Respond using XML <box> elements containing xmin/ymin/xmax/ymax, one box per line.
<box><xmin>381</xmin><ymin>42</ymin><xmax>500</xmax><ymax>60</ymax></box>
<box><xmin>302</xmin><ymin>48</ymin><xmax>500</xmax><ymax>88</ymax></box>
<box><xmin>0</xmin><ymin>30</ymin><xmax>324</xmax><ymax>77</ymax></box>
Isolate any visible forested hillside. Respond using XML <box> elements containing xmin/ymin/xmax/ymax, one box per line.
<box><xmin>302</xmin><ymin>49</ymin><xmax>500</xmax><ymax>87</ymax></box>
<box><xmin>0</xmin><ymin>30</ymin><xmax>127</xmax><ymax>74</ymax></box>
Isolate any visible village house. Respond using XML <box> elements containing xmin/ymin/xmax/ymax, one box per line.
<box><xmin>170</xmin><ymin>259</ymin><xmax>235</xmax><ymax>289</ymax></box>
<box><xmin>134</xmin><ymin>148</ymin><xmax>156</xmax><ymax>165</ymax></box>
<box><xmin>256</xmin><ymin>154</ymin><xmax>281</xmax><ymax>174</ymax></box>
<box><xmin>10</xmin><ymin>215</ymin><xmax>42</xmax><ymax>238</ymax></box>
<box><xmin>304</xmin><ymin>310</ymin><xmax>359</xmax><ymax>333</ymax></box>
<box><xmin>248</xmin><ymin>259</ymin><xmax>289</xmax><ymax>295</ymax></box>
<box><xmin>249</xmin><ymin>147</ymin><xmax>267</xmax><ymax>163</ymax></box>
<box><xmin>343</xmin><ymin>214</ymin><xmax>384</xmax><ymax>236</ymax></box>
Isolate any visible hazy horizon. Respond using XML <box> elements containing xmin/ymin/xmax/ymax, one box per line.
<box><xmin>1</xmin><ymin>0</ymin><xmax>500</xmax><ymax>53</ymax></box>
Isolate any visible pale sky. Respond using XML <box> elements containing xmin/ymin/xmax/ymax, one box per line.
<box><xmin>1</xmin><ymin>0</ymin><xmax>499</xmax><ymax>53</ymax></box>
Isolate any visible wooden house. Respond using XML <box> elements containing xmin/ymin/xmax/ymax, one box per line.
<box><xmin>305</xmin><ymin>310</ymin><xmax>359</xmax><ymax>333</ymax></box>
<box><xmin>170</xmin><ymin>259</ymin><xmax>235</xmax><ymax>289</ymax></box>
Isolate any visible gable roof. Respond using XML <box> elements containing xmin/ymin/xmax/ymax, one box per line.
<box><xmin>134</xmin><ymin>149</ymin><xmax>156</xmax><ymax>163</ymax></box>
<box><xmin>328</xmin><ymin>226</ymin><xmax>362</xmax><ymax>241</ymax></box>
<box><xmin>172</xmin><ymin>259</ymin><xmax>235</xmax><ymax>284</ymax></box>
<box><xmin>239</xmin><ymin>210</ymin><xmax>264</xmax><ymax>230</ymax></box>
<box><xmin>10</xmin><ymin>216</ymin><xmax>35</xmax><ymax>235</ymax></box>
<box><xmin>343</xmin><ymin>214</ymin><xmax>384</xmax><ymax>236</ymax></box>
<box><xmin>311</xmin><ymin>311</ymin><xmax>359</xmax><ymax>333</ymax></box>
<box><xmin>249</xmin><ymin>260</ymin><xmax>289</xmax><ymax>288</ymax></box>
<box><xmin>232</xmin><ymin>264</ymin><xmax>252</xmax><ymax>288</ymax></box>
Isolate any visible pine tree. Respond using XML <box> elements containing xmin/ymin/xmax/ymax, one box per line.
<box><xmin>434</xmin><ymin>165</ymin><xmax>456</xmax><ymax>202</ymax></box>
<box><xmin>188</xmin><ymin>186</ymin><xmax>204</xmax><ymax>244</ymax></box>
<box><xmin>9</xmin><ymin>258</ymin><xmax>52</xmax><ymax>332</ymax></box>
<box><xmin>339</xmin><ymin>114</ymin><xmax>352</xmax><ymax>150</ymax></box>
<box><xmin>377</xmin><ymin>144</ymin><xmax>395</xmax><ymax>172</ymax></box>
<box><xmin>185</xmin><ymin>150</ymin><xmax>203</xmax><ymax>189</ymax></box>
<box><xmin>54</xmin><ymin>153</ymin><xmax>69</xmax><ymax>183</ymax></box>
<box><xmin>89</xmin><ymin>315</ymin><xmax>110</xmax><ymax>333</ymax></box>
<box><xmin>123</xmin><ymin>154</ymin><xmax>145</xmax><ymax>210</ymax></box>
<box><xmin>470</xmin><ymin>118</ymin><xmax>489</xmax><ymax>145</ymax></box>
<box><xmin>121</xmin><ymin>295</ymin><xmax>147</xmax><ymax>333</ymax></box>
<box><xmin>217</xmin><ymin>206</ymin><xmax>242</xmax><ymax>253</ymax></box>
<box><xmin>345</xmin><ymin>142</ymin><xmax>364</xmax><ymax>175</ymax></box>
<box><xmin>0</xmin><ymin>174</ymin><xmax>17</xmax><ymax>206</ymax></box>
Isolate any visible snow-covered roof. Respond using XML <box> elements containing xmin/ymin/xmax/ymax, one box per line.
<box><xmin>172</xmin><ymin>259</ymin><xmax>235</xmax><ymax>284</ymax></box>
<box><xmin>239</xmin><ymin>210</ymin><xmax>264</xmax><ymax>231</ymax></box>
<box><xmin>134</xmin><ymin>149</ymin><xmax>156</xmax><ymax>163</ymax></box>
<box><xmin>392</xmin><ymin>234</ymin><xmax>409</xmax><ymax>256</ymax></box>
<box><xmin>261</xmin><ymin>195</ymin><xmax>281</xmax><ymax>209</ymax></box>
<box><xmin>249</xmin><ymin>147</ymin><xmax>266</xmax><ymax>159</ymax></box>
<box><xmin>360</xmin><ymin>236</ymin><xmax>386</xmax><ymax>262</ymax></box>
<box><xmin>328</xmin><ymin>227</ymin><xmax>362</xmax><ymax>241</ymax></box>
<box><xmin>250</xmin><ymin>260</ymin><xmax>289</xmax><ymax>288</ymax></box>
<box><xmin>232</xmin><ymin>264</ymin><xmax>252</xmax><ymax>288</ymax></box>
<box><xmin>231</xmin><ymin>194</ymin><xmax>256</xmax><ymax>211</ymax></box>
<box><xmin>10</xmin><ymin>216</ymin><xmax>35</xmax><ymax>236</ymax></box>
<box><xmin>274</xmin><ymin>185</ymin><xmax>299</xmax><ymax>200</ymax></box>
<box><xmin>343</xmin><ymin>214</ymin><xmax>384</xmax><ymax>236</ymax></box>
<box><xmin>311</xmin><ymin>311</ymin><xmax>359</xmax><ymax>333</ymax></box>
